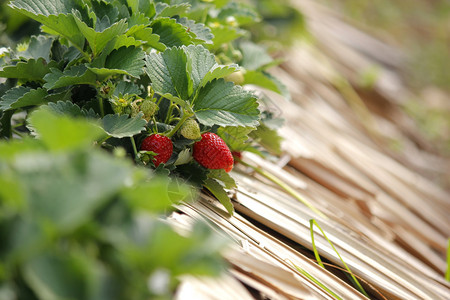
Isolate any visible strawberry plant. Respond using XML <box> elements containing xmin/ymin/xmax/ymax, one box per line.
<box><xmin>0</xmin><ymin>0</ymin><xmax>287</xmax><ymax>215</ymax></box>
<box><xmin>0</xmin><ymin>0</ymin><xmax>293</xmax><ymax>297</ymax></box>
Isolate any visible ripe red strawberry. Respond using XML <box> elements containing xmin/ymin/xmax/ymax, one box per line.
<box><xmin>193</xmin><ymin>132</ymin><xmax>234</xmax><ymax>172</ymax></box>
<box><xmin>140</xmin><ymin>134</ymin><xmax>173</xmax><ymax>167</ymax></box>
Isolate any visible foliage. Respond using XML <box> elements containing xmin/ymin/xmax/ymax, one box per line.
<box><xmin>0</xmin><ymin>0</ymin><xmax>291</xmax><ymax>297</ymax></box>
<box><xmin>0</xmin><ymin>110</ymin><xmax>227</xmax><ymax>299</ymax></box>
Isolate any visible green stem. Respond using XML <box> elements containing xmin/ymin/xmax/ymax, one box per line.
<box><xmin>166</xmin><ymin>111</ymin><xmax>193</xmax><ymax>138</ymax></box>
<box><xmin>99</xmin><ymin>97</ymin><xmax>105</xmax><ymax>117</ymax></box>
<box><xmin>237</xmin><ymin>158</ymin><xmax>326</xmax><ymax>219</ymax></box>
<box><xmin>98</xmin><ymin>135</ymin><xmax>111</xmax><ymax>145</ymax></box>
<box><xmin>12</xmin><ymin>129</ymin><xmax>25</xmax><ymax>138</ymax></box>
<box><xmin>165</xmin><ymin>102</ymin><xmax>175</xmax><ymax>124</ymax></box>
<box><xmin>130</xmin><ymin>136</ymin><xmax>138</xmax><ymax>159</ymax></box>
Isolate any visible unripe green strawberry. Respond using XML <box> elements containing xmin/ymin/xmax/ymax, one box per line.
<box><xmin>225</xmin><ymin>70</ymin><xmax>245</xmax><ymax>85</ymax></box>
<box><xmin>130</xmin><ymin>100</ymin><xmax>141</xmax><ymax>117</ymax></box>
<box><xmin>180</xmin><ymin>119</ymin><xmax>201</xmax><ymax>140</ymax></box>
<box><xmin>141</xmin><ymin>99</ymin><xmax>158</xmax><ymax>121</ymax></box>
<box><xmin>193</xmin><ymin>132</ymin><xmax>234</xmax><ymax>172</ymax></box>
<box><xmin>140</xmin><ymin>134</ymin><xmax>173</xmax><ymax>167</ymax></box>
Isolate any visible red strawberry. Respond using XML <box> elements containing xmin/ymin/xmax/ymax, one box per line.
<box><xmin>140</xmin><ymin>134</ymin><xmax>173</xmax><ymax>167</ymax></box>
<box><xmin>193</xmin><ymin>132</ymin><xmax>234</xmax><ymax>172</ymax></box>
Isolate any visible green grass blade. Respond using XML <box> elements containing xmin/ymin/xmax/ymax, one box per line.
<box><xmin>309</xmin><ymin>219</ymin><xmax>369</xmax><ymax>298</ymax></box>
<box><xmin>289</xmin><ymin>260</ymin><xmax>343</xmax><ymax>300</ymax></box>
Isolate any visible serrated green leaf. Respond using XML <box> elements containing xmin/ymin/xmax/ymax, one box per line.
<box><xmin>193</xmin><ymin>79</ymin><xmax>259</xmax><ymax>127</ymax></box>
<box><xmin>155</xmin><ymin>2</ymin><xmax>191</xmax><ymax>18</ymax></box>
<box><xmin>113</xmin><ymin>81</ymin><xmax>141</xmax><ymax>97</ymax></box>
<box><xmin>73</xmin><ymin>15</ymin><xmax>128</xmax><ymax>57</ymax></box>
<box><xmin>144</xmin><ymin>47</ymin><xmax>191</xmax><ymax>100</ymax></box>
<box><xmin>91</xmin><ymin>0</ymin><xmax>120</xmax><ymax>25</ymax></box>
<box><xmin>43</xmin><ymin>65</ymin><xmax>97</xmax><ymax>89</ymax></box>
<box><xmin>243</xmin><ymin>70</ymin><xmax>291</xmax><ymax>100</ymax></box>
<box><xmin>184</xmin><ymin>45</ymin><xmax>238</xmax><ymax>92</ymax></box>
<box><xmin>217</xmin><ymin>126</ymin><xmax>254</xmax><ymax>151</ymax></box>
<box><xmin>0</xmin><ymin>86</ymin><xmax>47</xmax><ymax>111</ymax></box>
<box><xmin>249</xmin><ymin>123</ymin><xmax>282</xmax><ymax>155</ymax></box>
<box><xmin>104</xmin><ymin>46</ymin><xmax>145</xmax><ymax>78</ymax></box>
<box><xmin>101</xmin><ymin>113</ymin><xmax>146</xmax><ymax>138</ymax></box>
<box><xmin>29</xmin><ymin>109</ymin><xmax>105</xmax><ymax>151</ymax></box>
<box><xmin>9</xmin><ymin>0</ymin><xmax>85</xmax><ymax>50</ymax></box>
<box><xmin>132</xmin><ymin>27</ymin><xmax>165</xmax><ymax>51</ymax></box>
<box><xmin>127</xmin><ymin>15</ymin><xmax>148</xmax><ymax>34</ymax></box>
<box><xmin>239</xmin><ymin>41</ymin><xmax>273</xmax><ymax>70</ymax></box>
<box><xmin>17</xmin><ymin>35</ymin><xmax>53</xmax><ymax>61</ymax></box>
<box><xmin>151</xmin><ymin>17</ymin><xmax>193</xmax><ymax>47</ymax></box>
<box><xmin>208</xmin><ymin>169</ymin><xmax>237</xmax><ymax>189</ymax></box>
<box><xmin>0</xmin><ymin>58</ymin><xmax>58</xmax><ymax>81</ymax></box>
<box><xmin>43</xmin><ymin>100</ymin><xmax>98</xmax><ymax>118</ymax></box>
<box><xmin>217</xmin><ymin>2</ymin><xmax>260</xmax><ymax>26</ymax></box>
<box><xmin>177</xmin><ymin>17</ymin><xmax>213</xmax><ymax>45</ymax></box>
<box><xmin>210</xmin><ymin>25</ymin><xmax>246</xmax><ymax>50</ymax></box>
<box><xmin>113</xmin><ymin>35</ymin><xmax>144</xmax><ymax>50</ymax></box>
<box><xmin>204</xmin><ymin>178</ymin><xmax>234</xmax><ymax>215</ymax></box>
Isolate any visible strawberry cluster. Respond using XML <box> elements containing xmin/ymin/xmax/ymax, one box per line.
<box><xmin>140</xmin><ymin>131</ymin><xmax>234</xmax><ymax>172</ymax></box>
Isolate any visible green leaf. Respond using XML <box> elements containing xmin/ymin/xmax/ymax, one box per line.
<box><xmin>249</xmin><ymin>123</ymin><xmax>282</xmax><ymax>155</ymax></box>
<box><xmin>91</xmin><ymin>0</ymin><xmax>120</xmax><ymax>25</ymax></box>
<box><xmin>132</xmin><ymin>27</ymin><xmax>165</xmax><ymax>51</ymax></box>
<box><xmin>0</xmin><ymin>86</ymin><xmax>47</xmax><ymax>111</ymax></box>
<box><xmin>44</xmin><ymin>101</ymin><xmax>98</xmax><ymax>119</ymax></box>
<box><xmin>17</xmin><ymin>35</ymin><xmax>53</xmax><ymax>61</ymax></box>
<box><xmin>73</xmin><ymin>15</ymin><xmax>128</xmax><ymax>57</ymax></box>
<box><xmin>210</xmin><ymin>25</ymin><xmax>245</xmax><ymax>50</ymax></box>
<box><xmin>177</xmin><ymin>17</ymin><xmax>214</xmax><ymax>45</ymax></box>
<box><xmin>122</xmin><ymin>176</ymin><xmax>192</xmax><ymax>213</ymax></box>
<box><xmin>112</xmin><ymin>35</ymin><xmax>145</xmax><ymax>50</ymax></box>
<box><xmin>151</xmin><ymin>17</ymin><xmax>193</xmax><ymax>47</ymax></box>
<box><xmin>208</xmin><ymin>169</ymin><xmax>237</xmax><ymax>189</ymax></box>
<box><xmin>243</xmin><ymin>70</ymin><xmax>291</xmax><ymax>100</ymax></box>
<box><xmin>0</xmin><ymin>58</ymin><xmax>58</xmax><ymax>81</ymax></box>
<box><xmin>144</xmin><ymin>47</ymin><xmax>191</xmax><ymax>100</ymax></box>
<box><xmin>155</xmin><ymin>2</ymin><xmax>191</xmax><ymax>18</ymax></box>
<box><xmin>204</xmin><ymin>178</ymin><xmax>234</xmax><ymax>215</ymax></box>
<box><xmin>43</xmin><ymin>65</ymin><xmax>97</xmax><ymax>89</ymax></box>
<box><xmin>28</xmin><ymin>109</ymin><xmax>105</xmax><ymax>151</ymax></box>
<box><xmin>23</xmin><ymin>253</ymin><xmax>88</xmax><ymax>300</ymax></box>
<box><xmin>97</xmin><ymin>46</ymin><xmax>145</xmax><ymax>78</ymax></box>
<box><xmin>101</xmin><ymin>113</ymin><xmax>146</xmax><ymax>138</ymax></box>
<box><xmin>121</xmin><ymin>220</ymin><xmax>227</xmax><ymax>277</ymax></box>
<box><xmin>113</xmin><ymin>81</ymin><xmax>141</xmax><ymax>97</ymax></box>
<box><xmin>193</xmin><ymin>79</ymin><xmax>259</xmax><ymax>127</ymax></box>
<box><xmin>239</xmin><ymin>41</ymin><xmax>274</xmax><ymax>71</ymax></box>
<box><xmin>217</xmin><ymin>126</ymin><xmax>254</xmax><ymax>151</ymax></box>
<box><xmin>217</xmin><ymin>2</ymin><xmax>260</xmax><ymax>26</ymax></box>
<box><xmin>184</xmin><ymin>45</ymin><xmax>238</xmax><ymax>92</ymax></box>
<box><xmin>9</xmin><ymin>0</ymin><xmax>85</xmax><ymax>50</ymax></box>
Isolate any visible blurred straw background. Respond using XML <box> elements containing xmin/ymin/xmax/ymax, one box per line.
<box><xmin>172</xmin><ymin>0</ymin><xmax>450</xmax><ymax>299</ymax></box>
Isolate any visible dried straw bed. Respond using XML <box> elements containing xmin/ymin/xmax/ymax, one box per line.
<box><xmin>169</xmin><ymin>1</ymin><xmax>450</xmax><ymax>299</ymax></box>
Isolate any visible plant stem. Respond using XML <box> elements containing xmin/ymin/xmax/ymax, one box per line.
<box><xmin>166</xmin><ymin>110</ymin><xmax>193</xmax><ymax>138</ymax></box>
<box><xmin>99</xmin><ymin>97</ymin><xmax>105</xmax><ymax>117</ymax></box>
<box><xmin>237</xmin><ymin>158</ymin><xmax>326</xmax><ymax>219</ymax></box>
<box><xmin>165</xmin><ymin>102</ymin><xmax>175</xmax><ymax>124</ymax></box>
<box><xmin>130</xmin><ymin>136</ymin><xmax>138</xmax><ymax>159</ymax></box>
<box><xmin>12</xmin><ymin>129</ymin><xmax>25</xmax><ymax>138</ymax></box>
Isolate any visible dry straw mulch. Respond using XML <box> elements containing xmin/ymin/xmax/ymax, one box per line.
<box><xmin>170</xmin><ymin>1</ymin><xmax>450</xmax><ymax>299</ymax></box>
